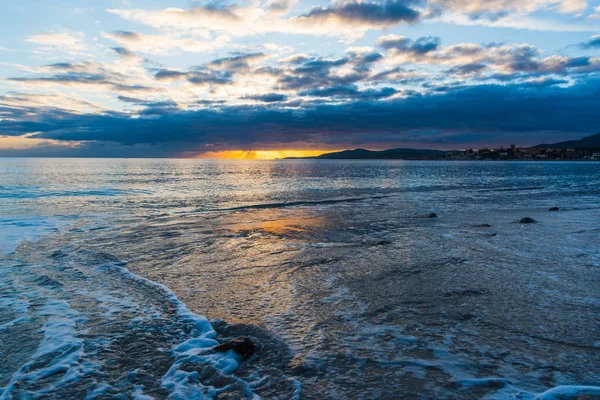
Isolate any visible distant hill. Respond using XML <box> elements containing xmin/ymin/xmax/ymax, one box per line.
<box><xmin>533</xmin><ymin>132</ymin><xmax>600</xmax><ymax>149</ymax></box>
<box><xmin>288</xmin><ymin>148</ymin><xmax>446</xmax><ymax>160</ymax></box>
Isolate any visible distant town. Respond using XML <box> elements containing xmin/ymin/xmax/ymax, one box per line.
<box><xmin>286</xmin><ymin>132</ymin><xmax>600</xmax><ymax>161</ymax></box>
<box><xmin>444</xmin><ymin>145</ymin><xmax>600</xmax><ymax>161</ymax></box>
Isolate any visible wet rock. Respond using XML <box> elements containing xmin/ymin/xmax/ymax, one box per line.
<box><xmin>475</xmin><ymin>224</ymin><xmax>492</xmax><ymax>228</ymax></box>
<box><xmin>519</xmin><ymin>217</ymin><xmax>536</xmax><ymax>224</ymax></box>
<box><xmin>549</xmin><ymin>207</ymin><xmax>560</xmax><ymax>211</ymax></box>
<box><xmin>424</xmin><ymin>212</ymin><xmax>438</xmax><ymax>218</ymax></box>
<box><xmin>213</xmin><ymin>337</ymin><xmax>257</xmax><ymax>359</ymax></box>
<box><xmin>372</xmin><ymin>239</ymin><xmax>391</xmax><ymax>246</ymax></box>
<box><xmin>457</xmin><ymin>313</ymin><xmax>476</xmax><ymax>321</ymax></box>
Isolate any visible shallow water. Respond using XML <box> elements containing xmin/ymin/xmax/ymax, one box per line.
<box><xmin>1</xmin><ymin>159</ymin><xmax>599</xmax><ymax>399</ymax></box>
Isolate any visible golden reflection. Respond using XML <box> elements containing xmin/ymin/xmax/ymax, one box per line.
<box><xmin>227</xmin><ymin>209</ymin><xmax>327</xmax><ymax>236</ymax></box>
<box><xmin>197</xmin><ymin>149</ymin><xmax>338</xmax><ymax>160</ymax></box>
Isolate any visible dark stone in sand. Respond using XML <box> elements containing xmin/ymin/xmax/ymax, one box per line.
<box><xmin>424</xmin><ymin>212</ymin><xmax>438</xmax><ymax>218</ymax></box>
<box><xmin>475</xmin><ymin>224</ymin><xmax>492</xmax><ymax>228</ymax></box>
<box><xmin>519</xmin><ymin>217</ymin><xmax>536</xmax><ymax>224</ymax></box>
<box><xmin>457</xmin><ymin>313</ymin><xmax>476</xmax><ymax>321</ymax></box>
<box><xmin>374</xmin><ymin>240</ymin><xmax>391</xmax><ymax>246</ymax></box>
<box><xmin>213</xmin><ymin>337</ymin><xmax>257</xmax><ymax>359</ymax></box>
<box><xmin>549</xmin><ymin>207</ymin><xmax>560</xmax><ymax>211</ymax></box>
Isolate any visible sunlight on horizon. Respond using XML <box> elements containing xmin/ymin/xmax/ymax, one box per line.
<box><xmin>196</xmin><ymin>150</ymin><xmax>340</xmax><ymax>160</ymax></box>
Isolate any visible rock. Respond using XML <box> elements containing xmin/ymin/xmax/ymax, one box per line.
<box><xmin>373</xmin><ymin>240</ymin><xmax>391</xmax><ymax>246</ymax></box>
<box><xmin>457</xmin><ymin>313</ymin><xmax>476</xmax><ymax>322</ymax></box>
<box><xmin>424</xmin><ymin>212</ymin><xmax>438</xmax><ymax>218</ymax></box>
<box><xmin>213</xmin><ymin>337</ymin><xmax>257</xmax><ymax>359</ymax></box>
<box><xmin>549</xmin><ymin>207</ymin><xmax>560</xmax><ymax>211</ymax></box>
<box><xmin>519</xmin><ymin>217</ymin><xmax>536</xmax><ymax>224</ymax></box>
<box><xmin>475</xmin><ymin>224</ymin><xmax>492</xmax><ymax>228</ymax></box>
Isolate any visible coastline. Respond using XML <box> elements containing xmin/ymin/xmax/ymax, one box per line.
<box><xmin>2</xmin><ymin>159</ymin><xmax>599</xmax><ymax>398</ymax></box>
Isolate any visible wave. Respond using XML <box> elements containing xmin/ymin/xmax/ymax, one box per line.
<box><xmin>477</xmin><ymin>186</ymin><xmax>546</xmax><ymax>193</ymax></box>
<box><xmin>0</xmin><ymin>257</ymin><xmax>264</xmax><ymax>399</ymax></box>
<box><xmin>99</xmin><ymin>262</ymin><xmax>259</xmax><ymax>399</ymax></box>
<box><xmin>204</xmin><ymin>194</ymin><xmax>387</xmax><ymax>213</ymax></box>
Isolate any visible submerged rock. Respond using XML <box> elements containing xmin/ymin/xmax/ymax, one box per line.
<box><xmin>424</xmin><ymin>212</ymin><xmax>438</xmax><ymax>218</ymax></box>
<box><xmin>475</xmin><ymin>224</ymin><xmax>492</xmax><ymax>228</ymax></box>
<box><xmin>214</xmin><ymin>337</ymin><xmax>258</xmax><ymax>359</ymax></box>
<box><xmin>549</xmin><ymin>207</ymin><xmax>560</xmax><ymax>211</ymax></box>
<box><xmin>519</xmin><ymin>217</ymin><xmax>536</xmax><ymax>224</ymax></box>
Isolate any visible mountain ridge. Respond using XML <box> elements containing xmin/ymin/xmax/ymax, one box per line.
<box><xmin>286</xmin><ymin>148</ymin><xmax>446</xmax><ymax>160</ymax></box>
<box><xmin>533</xmin><ymin>132</ymin><xmax>600</xmax><ymax>149</ymax></box>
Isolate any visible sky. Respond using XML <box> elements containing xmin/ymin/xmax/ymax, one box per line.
<box><xmin>0</xmin><ymin>0</ymin><xmax>599</xmax><ymax>158</ymax></box>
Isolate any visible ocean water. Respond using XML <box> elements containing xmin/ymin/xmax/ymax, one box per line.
<box><xmin>0</xmin><ymin>158</ymin><xmax>599</xmax><ymax>399</ymax></box>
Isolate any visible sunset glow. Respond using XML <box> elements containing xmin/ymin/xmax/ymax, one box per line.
<box><xmin>197</xmin><ymin>150</ymin><xmax>339</xmax><ymax>160</ymax></box>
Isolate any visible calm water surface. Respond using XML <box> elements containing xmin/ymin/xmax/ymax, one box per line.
<box><xmin>1</xmin><ymin>159</ymin><xmax>599</xmax><ymax>399</ymax></box>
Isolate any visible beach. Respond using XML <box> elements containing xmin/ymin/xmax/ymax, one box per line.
<box><xmin>1</xmin><ymin>159</ymin><xmax>599</xmax><ymax>399</ymax></box>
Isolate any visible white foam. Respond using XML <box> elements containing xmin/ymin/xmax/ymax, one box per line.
<box><xmin>0</xmin><ymin>299</ymin><xmax>99</xmax><ymax>399</ymax></box>
<box><xmin>99</xmin><ymin>262</ymin><xmax>259</xmax><ymax>399</ymax></box>
<box><xmin>536</xmin><ymin>385</ymin><xmax>600</xmax><ymax>399</ymax></box>
<box><xmin>0</xmin><ymin>216</ymin><xmax>67</xmax><ymax>255</ymax></box>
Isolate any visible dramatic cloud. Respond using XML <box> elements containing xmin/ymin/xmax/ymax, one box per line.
<box><xmin>7</xmin><ymin>61</ymin><xmax>157</xmax><ymax>94</ymax></box>
<box><xmin>150</xmin><ymin>54</ymin><xmax>269</xmax><ymax>87</ymax></box>
<box><xmin>377</xmin><ymin>36</ymin><xmax>600</xmax><ymax>79</ymax></box>
<box><xmin>243</xmin><ymin>93</ymin><xmax>288</xmax><ymax>102</ymax></box>
<box><xmin>376</xmin><ymin>35</ymin><xmax>441</xmax><ymax>54</ymax></box>
<box><xmin>581</xmin><ymin>35</ymin><xmax>600</xmax><ymax>48</ymax></box>
<box><xmin>2</xmin><ymin>78</ymin><xmax>598</xmax><ymax>151</ymax></box>
<box><xmin>208</xmin><ymin>53</ymin><xmax>269</xmax><ymax>72</ymax></box>
<box><xmin>2</xmin><ymin>0</ymin><xmax>599</xmax><ymax>156</ymax></box>
<box><xmin>430</xmin><ymin>0</ymin><xmax>589</xmax><ymax>20</ymax></box>
<box><xmin>295</xmin><ymin>1</ymin><xmax>422</xmax><ymax>26</ymax></box>
<box><xmin>103</xmin><ymin>31</ymin><xmax>224</xmax><ymax>55</ymax></box>
<box><xmin>108</xmin><ymin>1</ymin><xmax>425</xmax><ymax>43</ymax></box>
<box><xmin>299</xmin><ymin>85</ymin><xmax>398</xmax><ymax>99</ymax></box>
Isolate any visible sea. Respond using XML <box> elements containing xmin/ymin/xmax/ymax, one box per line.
<box><xmin>1</xmin><ymin>158</ymin><xmax>599</xmax><ymax>399</ymax></box>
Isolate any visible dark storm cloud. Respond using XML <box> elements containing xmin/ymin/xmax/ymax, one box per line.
<box><xmin>153</xmin><ymin>68</ymin><xmax>233</xmax><ymax>85</ymax></box>
<box><xmin>276</xmin><ymin>55</ymin><xmax>372</xmax><ymax>90</ymax></box>
<box><xmin>355</xmin><ymin>52</ymin><xmax>384</xmax><ymax>65</ymax></box>
<box><xmin>296</xmin><ymin>0</ymin><xmax>422</xmax><ymax>26</ymax></box>
<box><xmin>2</xmin><ymin>78</ymin><xmax>598</xmax><ymax>152</ymax></box>
<box><xmin>243</xmin><ymin>93</ymin><xmax>288</xmax><ymax>102</ymax></box>
<box><xmin>187</xmin><ymin>3</ymin><xmax>241</xmax><ymax>20</ymax></box>
<box><xmin>9</xmin><ymin>62</ymin><xmax>156</xmax><ymax>93</ymax></box>
<box><xmin>208</xmin><ymin>52</ymin><xmax>266</xmax><ymax>71</ymax></box>
<box><xmin>446</xmin><ymin>63</ymin><xmax>487</xmax><ymax>76</ymax></box>
<box><xmin>368</xmin><ymin>67</ymin><xmax>425</xmax><ymax>83</ymax></box>
<box><xmin>111</xmin><ymin>30</ymin><xmax>142</xmax><ymax>40</ymax></box>
<box><xmin>580</xmin><ymin>36</ymin><xmax>600</xmax><ymax>49</ymax></box>
<box><xmin>44</xmin><ymin>62</ymin><xmax>80</xmax><ymax>71</ymax></box>
<box><xmin>299</xmin><ymin>85</ymin><xmax>397</xmax><ymax>99</ymax></box>
<box><xmin>9</xmin><ymin>74</ymin><xmax>155</xmax><ymax>93</ymax></box>
<box><xmin>10</xmin><ymin>73</ymin><xmax>108</xmax><ymax>85</ymax></box>
<box><xmin>154</xmin><ymin>69</ymin><xmax>189</xmax><ymax>81</ymax></box>
<box><xmin>117</xmin><ymin>96</ymin><xmax>147</xmax><ymax>104</ymax></box>
<box><xmin>152</xmin><ymin>54</ymin><xmax>265</xmax><ymax>86</ymax></box>
<box><xmin>505</xmin><ymin>55</ymin><xmax>598</xmax><ymax>76</ymax></box>
<box><xmin>377</xmin><ymin>36</ymin><xmax>441</xmax><ymax>54</ymax></box>
<box><xmin>186</xmin><ymin>70</ymin><xmax>233</xmax><ymax>85</ymax></box>
<box><xmin>112</xmin><ymin>47</ymin><xmax>136</xmax><ymax>57</ymax></box>
<box><xmin>117</xmin><ymin>96</ymin><xmax>178</xmax><ymax>112</ymax></box>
